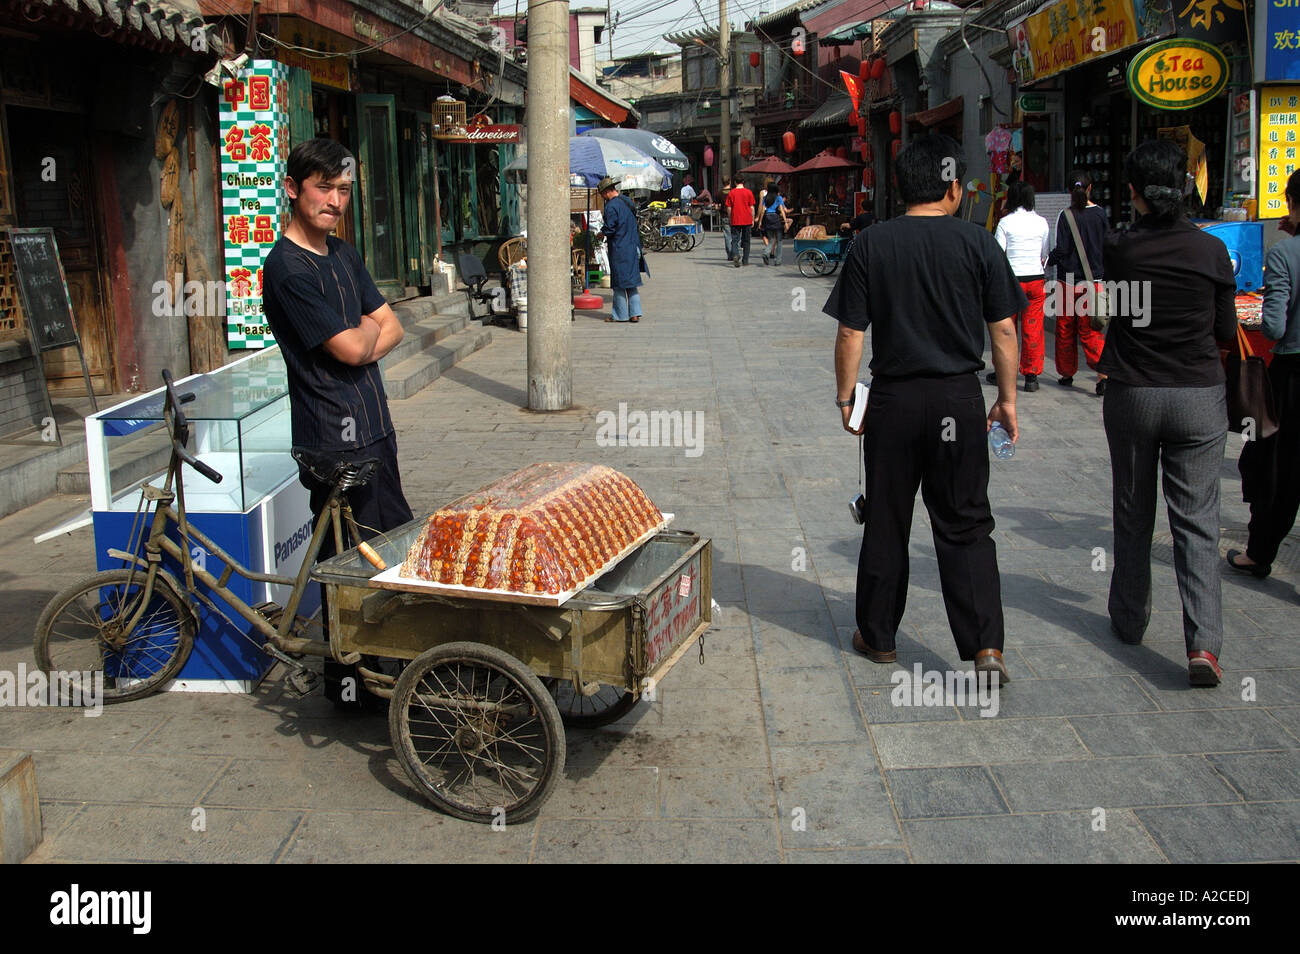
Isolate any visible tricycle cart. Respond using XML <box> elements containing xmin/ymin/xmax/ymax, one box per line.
<box><xmin>313</xmin><ymin>519</ymin><xmax>712</xmax><ymax>823</ymax></box>
<box><xmin>794</xmin><ymin>234</ymin><xmax>852</xmax><ymax>277</ymax></box>
<box><xmin>32</xmin><ymin>370</ymin><xmax>712</xmax><ymax>826</ymax></box>
<box><xmin>647</xmin><ymin>221</ymin><xmax>700</xmax><ymax>252</ymax></box>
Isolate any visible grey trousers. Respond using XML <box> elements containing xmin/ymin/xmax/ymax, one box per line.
<box><xmin>1103</xmin><ymin>382</ymin><xmax>1226</xmax><ymax>657</ymax></box>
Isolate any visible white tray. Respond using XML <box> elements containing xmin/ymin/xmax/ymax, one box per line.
<box><xmin>367</xmin><ymin>513</ymin><xmax>674</xmax><ymax>607</ymax></box>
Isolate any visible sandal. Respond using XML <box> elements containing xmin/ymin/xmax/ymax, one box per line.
<box><xmin>605</xmin><ymin>316</ymin><xmax>615</xmax><ymax>322</ymax></box>
<box><xmin>630</xmin><ymin>316</ymin><xmax>640</xmax><ymax>323</ymax></box>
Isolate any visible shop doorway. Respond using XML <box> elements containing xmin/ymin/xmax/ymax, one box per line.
<box><xmin>4</xmin><ymin>105</ymin><xmax>114</xmax><ymax>393</ymax></box>
<box><xmin>356</xmin><ymin>94</ymin><xmax>405</xmax><ymax>300</ymax></box>
<box><xmin>398</xmin><ymin>109</ymin><xmax>437</xmax><ymax>288</ymax></box>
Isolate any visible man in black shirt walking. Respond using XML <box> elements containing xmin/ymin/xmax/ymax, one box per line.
<box><xmin>263</xmin><ymin>138</ymin><xmax>413</xmax><ymax>701</ymax></box>
<box><xmin>825</xmin><ymin>134</ymin><xmax>1025</xmax><ymax>684</ymax></box>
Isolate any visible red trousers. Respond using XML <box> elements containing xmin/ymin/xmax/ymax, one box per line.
<box><xmin>1054</xmin><ymin>282</ymin><xmax>1106</xmax><ymax>378</ymax></box>
<box><xmin>1017</xmin><ymin>278</ymin><xmax>1046</xmax><ymax>376</ymax></box>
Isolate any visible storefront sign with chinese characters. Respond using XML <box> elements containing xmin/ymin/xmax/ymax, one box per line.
<box><xmin>1009</xmin><ymin>0</ymin><xmax>1169</xmax><ymax>85</ymax></box>
<box><xmin>275</xmin><ymin>21</ymin><xmax>352</xmax><ymax>91</ymax></box>
<box><xmin>219</xmin><ymin>60</ymin><xmax>290</xmax><ymax>349</ymax></box>
<box><xmin>1128</xmin><ymin>39</ymin><xmax>1228</xmax><ymax>109</ymax></box>
<box><xmin>1255</xmin><ymin>3</ymin><xmax>1300</xmax><ymax>82</ymax></box>
<box><xmin>1259</xmin><ymin>86</ymin><xmax>1300</xmax><ymax>218</ymax></box>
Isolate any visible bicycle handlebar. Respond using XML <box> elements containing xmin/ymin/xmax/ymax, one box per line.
<box><xmin>160</xmin><ymin>369</ymin><xmax>223</xmax><ymax>485</ymax></box>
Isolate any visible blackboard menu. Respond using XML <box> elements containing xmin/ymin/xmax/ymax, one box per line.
<box><xmin>8</xmin><ymin>228</ymin><xmax>80</xmax><ymax>353</ymax></box>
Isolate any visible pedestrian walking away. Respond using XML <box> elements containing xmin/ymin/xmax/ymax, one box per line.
<box><xmin>598</xmin><ymin>176</ymin><xmax>647</xmax><ymax>323</ymax></box>
<box><xmin>760</xmin><ymin>190</ymin><xmax>790</xmax><ymax>266</ymax></box>
<box><xmin>992</xmin><ymin>181</ymin><xmax>1051</xmax><ymax>392</ymax></box>
<box><xmin>726</xmin><ymin>174</ymin><xmax>755</xmax><ymax>266</ymax></box>
<box><xmin>1229</xmin><ymin>168</ymin><xmax>1300</xmax><ymax>583</ymax></box>
<box><xmin>1100</xmin><ymin>139</ymin><xmax>1237</xmax><ymax>687</ymax></box>
<box><xmin>825</xmin><ymin>133</ymin><xmax>1026</xmax><ymax>686</ymax></box>
<box><xmin>262</xmin><ymin>137</ymin><xmax>414</xmax><ymax>705</ymax></box>
<box><xmin>719</xmin><ymin>183</ymin><xmax>734</xmax><ymax>261</ymax></box>
<box><xmin>1048</xmin><ymin>168</ymin><xmax>1110</xmax><ymax>393</ymax></box>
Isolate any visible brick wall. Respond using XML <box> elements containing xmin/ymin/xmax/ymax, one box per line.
<box><xmin>0</xmin><ymin>340</ymin><xmax>48</xmax><ymax>438</ymax></box>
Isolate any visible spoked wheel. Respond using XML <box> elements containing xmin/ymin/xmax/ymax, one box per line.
<box><xmin>389</xmin><ymin>642</ymin><xmax>564</xmax><ymax>824</ymax></box>
<box><xmin>645</xmin><ymin>230</ymin><xmax>666</xmax><ymax>252</ymax></box>
<box><xmin>671</xmin><ymin>232</ymin><xmax>692</xmax><ymax>252</ymax></box>
<box><xmin>34</xmin><ymin>569</ymin><xmax>195</xmax><ymax>704</ymax></box>
<box><xmin>542</xmin><ymin>677</ymin><xmax>638</xmax><ymax>728</ymax></box>
<box><xmin>797</xmin><ymin>248</ymin><xmax>830</xmax><ymax>278</ymax></box>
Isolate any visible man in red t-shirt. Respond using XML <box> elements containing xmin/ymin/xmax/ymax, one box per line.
<box><xmin>725</xmin><ymin>174</ymin><xmax>756</xmax><ymax>267</ymax></box>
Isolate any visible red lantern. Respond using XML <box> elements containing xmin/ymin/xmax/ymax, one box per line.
<box><xmin>863</xmin><ymin>142</ymin><xmax>874</xmax><ymax>162</ymax></box>
<box><xmin>888</xmin><ymin>111</ymin><xmax>902</xmax><ymax>135</ymax></box>
<box><xmin>749</xmin><ymin>51</ymin><xmax>760</xmax><ymax>68</ymax></box>
<box><xmin>857</xmin><ymin>114</ymin><xmax>867</xmax><ymax>135</ymax></box>
<box><xmin>704</xmin><ymin>146</ymin><xmax>714</xmax><ymax>167</ymax></box>
<box><xmin>739</xmin><ymin>138</ymin><xmax>752</xmax><ymax>157</ymax></box>
<box><xmin>859</xmin><ymin>60</ymin><xmax>870</xmax><ymax>82</ymax></box>
<box><xmin>871</xmin><ymin>58</ymin><xmax>886</xmax><ymax>81</ymax></box>
<box><xmin>864</xmin><ymin>168</ymin><xmax>876</xmax><ymax>188</ymax></box>
<box><xmin>835</xmin><ymin>146</ymin><xmax>848</xmax><ymax>159</ymax></box>
<box><xmin>890</xmin><ymin>138</ymin><xmax>902</xmax><ymax>161</ymax></box>
<box><xmin>782</xmin><ymin>130</ymin><xmax>796</xmax><ymax>153</ymax></box>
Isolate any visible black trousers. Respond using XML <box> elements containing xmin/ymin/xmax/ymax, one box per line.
<box><xmin>732</xmin><ymin>225</ymin><xmax>751</xmax><ymax>263</ymax></box>
<box><xmin>298</xmin><ymin>432</ymin><xmax>414</xmax><ymax>704</ymax></box>
<box><xmin>856</xmin><ymin>373</ymin><xmax>1005</xmax><ymax>660</ymax></box>
<box><xmin>1246</xmin><ymin>352</ymin><xmax>1300</xmax><ymax>567</ymax></box>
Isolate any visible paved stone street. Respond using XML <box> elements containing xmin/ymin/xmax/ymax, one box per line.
<box><xmin>4</xmin><ymin>234</ymin><xmax>1298</xmax><ymax>863</ymax></box>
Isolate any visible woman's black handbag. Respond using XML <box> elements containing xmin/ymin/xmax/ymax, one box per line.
<box><xmin>1225</xmin><ymin>323</ymin><xmax>1279</xmax><ymax>439</ymax></box>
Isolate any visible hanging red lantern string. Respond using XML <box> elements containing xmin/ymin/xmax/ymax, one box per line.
<box><xmin>871</xmin><ymin>58</ymin><xmax>886</xmax><ymax>81</ymax></box>
<box><xmin>888</xmin><ymin>111</ymin><xmax>902</xmax><ymax>135</ymax></box>
<box><xmin>835</xmin><ymin>145</ymin><xmax>848</xmax><ymax>160</ymax></box>
<box><xmin>890</xmin><ymin>138</ymin><xmax>902</xmax><ymax>161</ymax></box>
<box><xmin>749</xmin><ymin>51</ymin><xmax>760</xmax><ymax>68</ymax></box>
<box><xmin>740</xmin><ymin>138</ymin><xmax>752</xmax><ymax>157</ymax></box>
<box><xmin>782</xmin><ymin>130</ymin><xmax>796</xmax><ymax>153</ymax></box>
<box><xmin>704</xmin><ymin>145</ymin><xmax>714</xmax><ymax>167</ymax></box>
<box><xmin>864</xmin><ymin>168</ymin><xmax>876</xmax><ymax>188</ymax></box>
<box><xmin>858</xmin><ymin>60</ymin><xmax>870</xmax><ymax>82</ymax></box>
<box><xmin>863</xmin><ymin>142</ymin><xmax>873</xmax><ymax>163</ymax></box>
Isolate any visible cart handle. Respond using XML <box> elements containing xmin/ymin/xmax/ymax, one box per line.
<box><xmin>161</xmin><ymin>369</ymin><xmax>224</xmax><ymax>485</ymax></box>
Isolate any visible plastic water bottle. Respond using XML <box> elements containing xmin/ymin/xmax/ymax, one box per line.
<box><xmin>988</xmin><ymin>422</ymin><xmax>1015</xmax><ymax>460</ymax></box>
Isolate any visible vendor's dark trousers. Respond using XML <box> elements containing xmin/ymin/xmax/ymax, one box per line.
<box><xmin>1246</xmin><ymin>352</ymin><xmax>1300</xmax><ymax>567</ymax></box>
<box><xmin>732</xmin><ymin>225</ymin><xmax>751</xmax><ymax>264</ymax></box>
<box><xmin>299</xmin><ymin>432</ymin><xmax>413</xmax><ymax>704</ymax></box>
<box><xmin>856</xmin><ymin>373</ymin><xmax>1004</xmax><ymax>661</ymax></box>
<box><xmin>1103</xmin><ymin>382</ymin><xmax>1226</xmax><ymax>656</ymax></box>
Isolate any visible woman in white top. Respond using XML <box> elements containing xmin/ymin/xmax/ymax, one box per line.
<box><xmin>992</xmin><ymin>181</ymin><xmax>1051</xmax><ymax>392</ymax></box>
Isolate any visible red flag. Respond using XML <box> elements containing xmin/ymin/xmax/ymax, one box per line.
<box><xmin>840</xmin><ymin>70</ymin><xmax>863</xmax><ymax>114</ymax></box>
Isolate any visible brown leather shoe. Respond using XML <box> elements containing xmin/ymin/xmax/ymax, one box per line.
<box><xmin>974</xmin><ymin>648</ymin><xmax>1010</xmax><ymax>686</ymax></box>
<box><xmin>852</xmin><ymin>629</ymin><xmax>897</xmax><ymax>663</ymax></box>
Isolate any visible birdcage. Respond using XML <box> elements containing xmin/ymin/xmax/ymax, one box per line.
<box><xmin>434</xmin><ymin>99</ymin><xmax>467</xmax><ymax>132</ymax></box>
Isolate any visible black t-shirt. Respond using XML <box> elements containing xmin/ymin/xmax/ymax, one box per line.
<box><xmin>1098</xmin><ymin>214</ymin><xmax>1238</xmax><ymax>388</ymax></box>
<box><xmin>262</xmin><ymin>235</ymin><xmax>394</xmax><ymax>451</ymax></box>
<box><xmin>823</xmin><ymin>215</ymin><xmax>1027</xmax><ymax>378</ymax></box>
<box><xmin>1048</xmin><ymin>204</ymin><xmax>1107</xmax><ymax>279</ymax></box>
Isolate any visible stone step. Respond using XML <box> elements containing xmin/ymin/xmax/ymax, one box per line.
<box><xmin>382</xmin><ymin>325</ymin><xmax>495</xmax><ymax>402</ymax></box>
<box><xmin>57</xmin><ymin>422</ymin><xmax>172</xmax><ymax>497</ymax></box>
<box><xmin>0</xmin><ymin>750</ymin><xmax>41</xmax><ymax>864</ymax></box>
<box><xmin>382</xmin><ymin>312</ymin><xmax>470</xmax><ymax>367</ymax></box>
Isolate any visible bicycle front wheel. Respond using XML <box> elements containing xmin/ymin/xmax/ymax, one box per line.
<box><xmin>34</xmin><ymin>569</ymin><xmax>195</xmax><ymax>704</ymax></box>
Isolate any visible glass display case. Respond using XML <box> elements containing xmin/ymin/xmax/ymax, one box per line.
<box><xmin>84</xmin><ymin>347</ymin><xmax>313</xmax><ymax>691</ymax></box>
<box><xmin>86</xmin><ymin>348</ymin><xmax>294</xmax><ymax>514</ymax></box>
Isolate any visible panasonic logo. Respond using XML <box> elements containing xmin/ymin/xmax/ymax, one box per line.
<box><xmin>274</xmin><ymin>519</ymin><xmax>314</xmax><ymax>567</ymax></box>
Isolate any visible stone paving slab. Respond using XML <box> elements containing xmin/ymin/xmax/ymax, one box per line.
<box><xmin>4</xmin><ymin>235</ymin><xmax>1297</xmax><ymax>863</ymax></box>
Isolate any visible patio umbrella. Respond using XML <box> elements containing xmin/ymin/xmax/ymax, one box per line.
<box><xmin>738</xmin><ymin>156</ymin><xmax>797</xmax><ymax>175</ymax></box>
<box><xmin>579</xmin><ymin>127</ymin><xmax>690</xmax><ymax>172</ymax></box>
<box><xmin>791</xmin><ymin>150</ymin><xmax>862</xmax><ymax>173</ymax></box>
<box><xmin>503</xmin><ymin>136</ymin><xmax>673</xmax><ymax>191</ymax></box>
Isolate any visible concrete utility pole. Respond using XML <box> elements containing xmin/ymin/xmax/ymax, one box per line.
<box><xmin>718</xmin><ymin>0</ymin><xmax>731</xmax><ymax>185</ymax></box>
<box><xmin>526</xmin><ymin>0</ymin><xmax>572</xmax><ymax>411</ymax></box>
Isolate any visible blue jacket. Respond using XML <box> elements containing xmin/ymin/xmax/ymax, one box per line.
<box><xmin>601</xmin><ymin>195</ymin><xmax>644</xmax><ymax>289</ymax></box>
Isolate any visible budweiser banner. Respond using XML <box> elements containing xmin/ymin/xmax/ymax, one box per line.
<box><xmin>433</xmin><ymin>123</ymin><xmax>521</xmax><ymax>143</ymax></box>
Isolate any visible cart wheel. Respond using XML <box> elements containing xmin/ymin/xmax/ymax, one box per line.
<box><xmin>34</xmin><ymin>569</ymin><xmax>195</xmax><ymax>704</ymax></box>
<box><xmin>672</xmin><ymin>232</ymin><xmax>691</xmax><ymax>252</ymax></box>
<box><xmin>645</xmin><ymin>231</ymin><xmax>665</xmax><ymax>252</ymax></box>
<box><xmin>389</xmin><ymin>642</ymin><xmax>564</xmax><ymax>824</ymax></box>
<box><xmin>687</xmin><ymin>232</ymin><xmax>700</xmax><ymax>250</ymax></box>
<box><xmin>542</xmin><ymin>678</ymin><xmax>638</xmax><ymax>728</ymax></box>
<box><xmin>797</xmin><ymin>248</ymin><xmax>829</xmax><ymax>278</ymax></box>
<box><xmin>826</xmin><ymin>259</ymin><xmax>841</xmax><ymax>276</ymax></box>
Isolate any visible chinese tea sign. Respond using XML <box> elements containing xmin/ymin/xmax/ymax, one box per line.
<box><xmin>1259</xmin><ymin>87</ymin><xmax>1300</xmax><ymax>219</ymax></box>
<box><xmin>220</xmin><ymin>59</ymin><xmax>289</xmax><ymax>348</ymax></box>
<box><xmin>1008</xmin><ymin>0</ymin><xmax>1166</xmax><ymax>85</ymax></box>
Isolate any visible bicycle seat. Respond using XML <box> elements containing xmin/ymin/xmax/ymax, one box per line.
<box><xmin>292</xmin><ymin>447</ymin><xmax>381</xmax><ymax>492</ymax></box>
